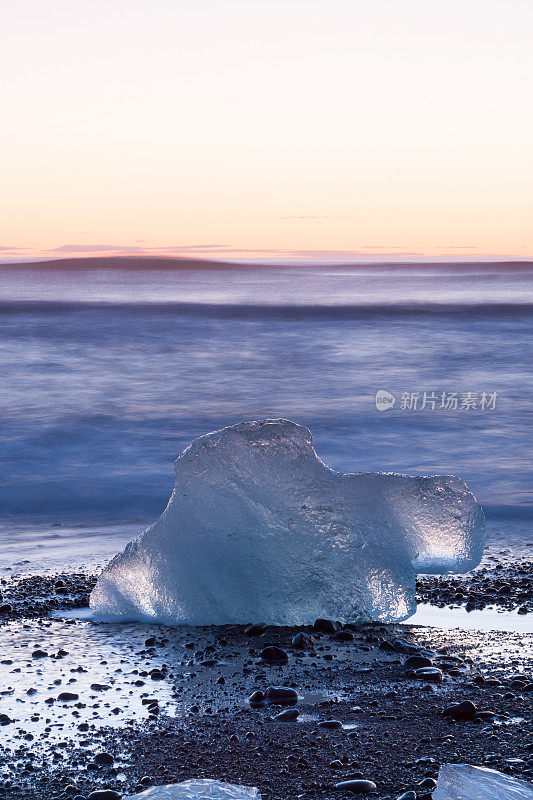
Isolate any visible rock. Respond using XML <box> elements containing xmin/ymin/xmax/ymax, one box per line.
<box><xmin>248</xmin><ymin>690</ymin><xmax>265</xmax><ymax>705</ymax></box>
<box><xmin>260</xmin><ymin>646</ymin><xmax>289</xmax><ymax>665</ymax></box>
<box><xmin>87</xmin><ymin>792</ymin><xmax>122</xmax><ymax>800</ymax></box>
<box><xmin>334</xmin><ymin>779</ymin><xmax>377</xmax><ymax>793</ymax></box>
<box><xmin>442</xmin><ymin>700</ymin><xmax>478</xmax><ymax>720</ymax></box>
<box><xmin>273</xmin><ymin>708</ymin><xmax>299</xmax><ymax>721</ymax></box>
<box><xmin>418</xmin><ymin>778</ymin><xmax>437</xmax><ymax>789</ymax></box>
<box><xmin>94</xmin><ymin>753</ymin><xmax>114</xmax><ymax>766</ymax></box>
<box><xmin>245</xmin><ymin>623</ymin><xmax>267</xmax><ymax>636</ymax></box>
<box><xmin>58</xmin><ymin>692</ymin><xmax>79</xmax><ymax>702</ymax></box>
<box><xmin>314</xmin><ymin>618</ymin><xmax>340</xmax><ymax>634</ymax></box>
<box><xmin>397</xmin><ymin>793</ymin><xmax>416</xmax><ymax>800</ymax></box>
<box><xmin>318</xmin><ymin>719</ymin><xmax>343</xmax><ymax>729</ymax></box>
<box><xmin>292</xmin><ymin>632</ymin><xmax>314</xmax><ymax>650</ymax></box>
<box><xmin>0</xmin><ymin>714</ymin><xmax>12</xmax><ymax>725</ymax></box>
<box><xmin>264</xmin><ymin>686</ymin><xmax>298</xmax><ymax>704</ymax></box>
<box><xmin>333</xmin><ymin>630</ymin><xmax>354</xmax><ymax>641</ymax></box>
<box><xmin>415</xmin><ymin>667</ymin><xmax>443</xmax><ymax>683</ymax></box>
<box><xmin>405</xmin><ymin>655</ymin><xmax>433</xmax><ymax>669</ymax></box>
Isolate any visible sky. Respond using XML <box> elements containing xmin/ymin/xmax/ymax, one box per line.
<box><xmin>1</xmin><ymin>0</ymin><xmax>532</xmax><ymax>263</ymax></box>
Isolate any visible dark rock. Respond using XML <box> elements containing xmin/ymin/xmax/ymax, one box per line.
<box><xmin>87</xmin><ymin>792</ymin><xmax>122</xmax><ymax>800</ymax></box>
<box><xmin>94</xmin><ymin>753</ymin><xmax>114</xmax><ymax>766</ymax></box>
<box><xmin>405</xmin><ymin>655</ymin><xmax>433</xmax><ymax>669</ymax></box>
<box><xmin>264</xmin><ymin>686</ymin><xmax>298</xmax><ymax>704</ymax></box>
<box><xmin>318</xmin><ymin>719</ymin><xmax>343</xmax><ymax>729</ymax></box>
<box><xmin>443</xmin><ymin>700</ymin><xmax>478</xmax><ymax>720</ymax></box>
<box><xmin>414</xmin><ymin>667</ymin><xmax>443</xmax><ymax>683</ymax></box>
<box><xmin>273</xmin><ymin>708</ymin><xmax>299</xmax><ymax>721</ymax></box>
<box><xmin>248</xmin><ymin>690</ymin><xmax>265</xmax><ymax>705</ymax></box>
<box><xmin>260</xmin><ymin>646</ymin><xmax>289</xmax><ymax>665</ymax></box>
<box><xmin>58</xmin><ymin>692</ymin><xmax>79</xmax><ymax>702</ymax></box>
<box><xmin>333</xmin><ymin>630</ymin><xmax>354</xmax><ymax>641</ymax></box>
<box><xmin>292</xmin><ymin>632</ymin><xmax>314</xmax><ymax>650</ymax></box>
<box><xmin>314</xmin><ymin>618</ymin><xmax>340</xmax><ymax>634</ymax></box>
<box><xmin>335</xmin><ymin>779</ymin><xmax>377</xmax><ymax>793</ymax></box>
<box><xmin>245</xmin><ymin>623</ymin><xmax>267</xmax><ymax>636</ymax></box>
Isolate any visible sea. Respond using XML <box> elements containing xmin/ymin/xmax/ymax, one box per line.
<box><xmin>0</xmin><ymin>261</ymin><xmax>531</xmax><ymax>574</ymax></box>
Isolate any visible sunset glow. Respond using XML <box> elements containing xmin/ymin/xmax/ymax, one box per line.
<box><xmin>1</xmin><ymin>0</ymin><xmax>532</xmax><ymax>262</ymax></box>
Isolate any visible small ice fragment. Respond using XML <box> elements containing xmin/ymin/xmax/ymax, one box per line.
<box><xmin>90</xmin><ymin>419</ymin><xmax>485</xmax><ymax>625</ymax></box>
<box><xmin>434</xmin><ymin>764</ymin><xmax>533</xmax><ymax>799</ymax></box>
<box><xmin>124</xmin><ymin>779</ymin><xmax>260</xmax><ymax>799</ymax></box>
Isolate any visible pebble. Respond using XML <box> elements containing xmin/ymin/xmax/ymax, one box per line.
<box><xmin>405</xmin><ymin>655</ymin><xmax>433</xmax><ymax>669</ymax></box>
<box><xmin>397</xmin><ymin>793</ymin><xmax>416</xmax><ymax>800</ymax></box>
<box><xmin>245</xmin><ymin>623</ymin><xmax>267</xmax><ymax>636</ymax></box>
<box><xmin>318</xmin><ymin>719</ymin><xmax>343</xmax><ymax>729</ymax></box>
<box><xmin>248</xmin><ymin>690</ymin><xmax>265</xmax><ymax>705</ymax></box>
<box><xmin>58</xmin><ymin>692</ymin><xmax>79</xmax><ymax>702</ymax></box>
<box><xmin>273</xmin><ymin>708</ymin><xmax>299</xmax><ymax>721</ymax></box>
<box><xmin>292</xmin><ymin>632</ymin><xmax>314</xmax><ymax>650</ymax></box>
<box><xmin>335</xmin><ymin>779</ymin><xmax>377</xmax><ymax>793</ymax></box>
<box><xmin>314</xmin><ymin>618</ymin><xmax>340</xmax><ymax>634</ymax></box>
<box><xmin>260</xmin><ymin>646</ymin><xmax>289</xmax><ymax>665</ymax></box>
<box><xmin>264</xmin><ymin>686</ymin><xmax>298</xmax><ymax>704</ymax></box>
<box><xmin>94</xmin><ymin>753</ymin><xmax>114</xmax><ymax>766</ymax></box>
<box><xmin>414</xmin><ymin>667</ymin><xmax>443</xmax><ymax>683</ymax></box>
<box><xmin>87</xmin><ymin>791</ymin><xmax>122</xmax><ymax>800</ymax></box>
<box><xmin>442</xmin><ymin>700</ymin><xmax>478</xmax><ymax>720</ymax></box>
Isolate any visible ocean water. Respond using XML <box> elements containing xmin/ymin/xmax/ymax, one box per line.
<box><xmin>0</xmin><ymin>263</ymin><xmax>531</xmax><ymax>571</ymax></box>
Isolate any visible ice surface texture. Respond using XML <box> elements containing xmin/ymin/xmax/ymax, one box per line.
<box><xmin>90</xmin><ymin>419</ymin><xmax>485</xmax><ymax>625</ymax></box>
<box><xmin>124</xmin><ymin>779</ymin><xmax>259</xmax><ymax>799</ymax></box>
<box><xmin>434</xmin><ymin>764</ymin><xmax>533</xmax><ymax>799</ymax></box>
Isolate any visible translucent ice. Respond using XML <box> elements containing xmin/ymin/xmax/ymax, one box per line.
<box><xmin>434</xmin><ymin>764</ymin><xmax>533</xmax><ymax>800</ymax></box>
<box><xmin>124</xmin><ymin>779</ymin><xmax>260</xmax><ymax>800</ymax></box>
<box><xmin>90</xmin><ymin>419</ymin><xmax>485</xmax><ymax>625</ymax></box>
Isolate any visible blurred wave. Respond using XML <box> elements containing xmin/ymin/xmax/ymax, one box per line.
<box><xmin>0</xmin><ymin>266</ymin><xmax>531</xmax><ymax>537</ymax></box>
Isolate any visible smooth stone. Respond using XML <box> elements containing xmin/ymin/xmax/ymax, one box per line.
<box><xmin>87</xmin><ymin>792</ymin><xmax>122</xmax><ymax>800</ymax></box>
<box><xmin>405</xmin><ymin>655</ymin><xmax>433</xmax><ymax>669</ymax></box>
<box><xmin>245</xmin><ymin>623</ymin><xmax>267</xmax><ymax>636</ymax></box>
<box><xmin>442</xmin><ymin>699</ymin><xmax>477</xmax><ymax>720</ymax></box>
<box><xmin>260</xmin><ymin>646</ymin><xmax>289</xmax><ymax>665</ymax></box>
<box><xmin>94</xmin><ymin>753</ymin><xmax>114</xmax><ymax>766</ymax></box>
<box><xmin>264</xmin><ymin>686</ymin><xmax>298</xmax><ymax>704</ymax></box>
<box><xmin>273</xmin><ymin>708</ymin><xmax>299</xmax><ymax>721</ymax></box>
<box><xmin>318</xmin><ymin>719</ymin><xmax>343</xmax><ymax>729</ymax></box>
<box><xmin>415</xmin><ymin>667</ymin><xmax>443</xmax><ymax>683</ymax></box>
<box><xmin>397</xmin><ymin>793</ymin><xmax>416</xmax><ymax>800</ymax></box>
<box><xmin>57</xmin><ymin>692</ymin><xmax>79</xmax><ymax>702</ymax></box>
<box><xmin>335</xmin><ymin>779</ymin><xmax>377</xmax><ymax>793</ymax></box>
<box><xmin>248</xmin><ymin>690</ymin><xmax>265</xmax><ymax>705</ymax></box>
<box><xmin>314</xmin><ymin>618</ymin><xmax>340</xmax><ymax>634</ymax></box>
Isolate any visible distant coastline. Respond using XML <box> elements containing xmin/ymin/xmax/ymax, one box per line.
<box><xmin>1</xmin><ymin>255</ymin><xmax>533</xmax><ymax>272</ymax></box>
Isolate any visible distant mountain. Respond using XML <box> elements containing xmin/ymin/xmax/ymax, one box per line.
<box><xmin>1</xmin><ymin>255</ymin><xmax>532</xmax><ymax>271</ymax></box>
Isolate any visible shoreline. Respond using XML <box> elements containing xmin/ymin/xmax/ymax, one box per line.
<box><xmin>0</xmin><ymin>558</ymin><xmax>531</xmax><ymax>799</ymax></box>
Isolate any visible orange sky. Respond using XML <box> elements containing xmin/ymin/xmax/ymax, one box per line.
<box><xmin>1</xmin><ymin>0</ymin><xmax>532</xmax><ymax>263</ymax></box>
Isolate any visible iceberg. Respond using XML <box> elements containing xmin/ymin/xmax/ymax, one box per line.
<box><xmin>124</xmin><ymin>779</ymin><xmax>260</xmax><ymax>799</ymax></box>
<box><xmin>90</xmin><ymin>419</ymin><xmax>485</xmax><ymax>625</ymax></box>
<box><xmin>434</xmin><ymin>764</ymin><xmax>533</xmax><ymax>800</ymax></box>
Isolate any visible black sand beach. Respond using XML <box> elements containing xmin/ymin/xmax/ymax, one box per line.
<box><xmin>0</xmin><ymin>555</ymin><xmax>530</xmax><ymax>800</ymax></box>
